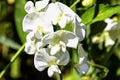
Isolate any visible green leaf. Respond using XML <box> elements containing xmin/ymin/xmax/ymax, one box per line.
<box><xmin>92</xmin><ymin>4</ymin><xmax>120</xmax><ymax>23</ymax></box>
<box><xmin>81</xmin><ymin>6</ymin><xmax>95</xmax><ymax>24</ymax></box>
<box><xmin>81</xmin><ymin>4</ymin><xmax>120</xmax><ymax>24</ymax></box>
<box><xmin>14</xmin><ymin>0</ymin><xmax>26</xmax><ymax>43</ymax></box>
<box><xmin>0</xmin><ymin>34</ymin><xmax>21</xmax><ymax>50</ymax></box>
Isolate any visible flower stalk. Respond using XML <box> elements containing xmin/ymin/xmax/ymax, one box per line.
<box><xmin>0</xmin><ymin>43</ymin><xmax>25</xmax><ymax>78</ymax></box>
<box><xmin>70</xmin><ymin>0</ymin><xmax>80</xmax><ymax>8</ymax></box>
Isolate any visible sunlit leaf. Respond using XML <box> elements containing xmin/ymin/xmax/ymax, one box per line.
<box><xmin>14</xmin><ymin>0</ymin><xmax>26</xmax><ymax>43</ymax></box>
<box><xmin>81</xmin><ymin>4</ymin><xmax>120</xmax><ymax>24</ymax></box>
<box><xmin>92</xmin><ymin>5</ymin><xmax>120</xmax><ymax>23</ymax></box>
<box><xmin>81</xmin><ymin>6</ymin><xmax>95</xmax><ymax>24</ymax></box>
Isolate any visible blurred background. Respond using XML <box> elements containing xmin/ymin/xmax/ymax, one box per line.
<box><xmin>0</xmin><ymin>0</ymin><xmax>120</xmax><ymax>80</ymax></box>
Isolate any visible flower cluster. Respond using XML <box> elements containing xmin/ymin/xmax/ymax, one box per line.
<box><xmin>22</xmin><ymin>0</ymin><xmax>89</xmax><ymax>77</ymax></box>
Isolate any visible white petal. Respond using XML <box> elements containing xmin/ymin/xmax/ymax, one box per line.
<box><xmin>34</xmin><ymin>60</ymin><xmax>49</xmax><ymax>71</ymax></box>
<box><xmin>50</xmin><ymin>45</ymin><xmax>60</xmax><ymax>55</ymax></box>
<box><xmin>78</xmin><ymin>44</ymin><xmax>86</xmax><ymax>58</ymax></box>
<box><xmin>25</xmin><ymin>42</ymin><xmax>36</xmax><ymax>55</ymax></box>
<box><xmin>41</xmin><ymin>32</ymin><xmax>60</xmax><ymax>47</ymax></box>
<box><xmin>34</xmin><ymin>49</ymin><xmax>50</xmax><ymax>71</ymax></box>
<box><xmin>61</xmin><ymin>30</ymin><xmax>79</xmax><ymax>48</ymax></box>
<box><xmin>59</xmin><ymin>41</ymin><xmax>66</xmax><ymax>52</ymax></box>
<box><xmin>34</xmin><ymin>48</ymin><xmax>57</xmax><ymax>68</ymax></box>
<box><xmin>48</xmin><ymin>65</ymin><xmax>61</xmax><ymax>77</ymax></box>
<box><xmin>104</xmin><ymin>18</ymin><xmax>117</xmax><ymax>31</ymax></box>
<box><xmin>55</xmin><ymin>2</ymin><xmax>75</xmax><ymax>16</ymax></box>
<box><xmin>55</xmin><ymin>2</ymin><xmax>75</xmax><ymax>28</ymax></box>
<box><xmin>73</xmin><ymin>16</ymin><xmax>86</xmax><ymax>41</ymax></box>
<box><xmin>35</xmin><ymin>0</ymin><xmax>49</xmax><ymax>11</ymax></box>
<box><xmin>22</xmin><ymin>12</ymin><xmax>41</xmax><ymax>32</ymax></box>
<box><xmin>105</xmin><ymin>38</ymin><xmax>115</xmax><ymax>46</ymax></box>
<box><xmin>36</xmin><ymin>41</ymin><xmax>43</xmax><ymax>50</ymax></box>
<box><xmin>41</xmin><ymin>30</ymin><xmax>79</xmax><ymax>48</ymax></box>
<box><xmin>75</xmin><ymin>62</ymin><xmax>90</xmax><ymax>74</ymax></box>
<box><xmin>79</xmin><ymin>57</ymin><xmax>85</xmax><ymax>63</ymax></box>
<box><xmin>34</xmin><ymin>48</ymin><xmax>51</xmax><ymax>61</ymax></box>
<box><xmin>23</xmin><ymin>12</ymin><xmax>53</xmax><ymax>33</ymax></box>
<box><xmin>58</xmin><ymin>15</ymin><xmax>67</xmax><ymax>28</ymax></box>
<box><xmin>25</xmin><ymin>1</ymin><xmax>34</xmax><ymax>13</ymax></box>
<box><xmin>39</xmin><ymin>13</ymin><xmax>54</xmax><ymax>34</ymax></box>
<box><xmin>45</xmin><ymin>3</ymin><xmax>61</xmax><ymax>25</ymax></box>
<box><xmin>26</xmin><ymin>32</ymin><xmax>35</xmax><ymax>42</ymax></box>
<box><xmin>34</xmin><ymin>30</ymin><xmax>43</xmax><ymax>39</ymax></box>
<box><xmin>56</xmin><ymin>49</ymin><xmax>70</xmax><ymax>65</ymax></box>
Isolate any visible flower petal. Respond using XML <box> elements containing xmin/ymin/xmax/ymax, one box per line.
<box><xmin>41</xmin><ymin>30</ymin><xmax>79</xmax><ymax>48</ymax></box>
<box><xmin>75</xmin><ymin>62</ymin><xmax>90</xmax><ymax>74</ymax></box>
<box><xmin>55</xmin><ymin>2</ymin><xmax>75</xmax><ymax>16</ymax></box>
<box><xmin>34</xmin><ymin>48</ymin><xmax>57</xmax><ymax>71</ymax></box>
<box><xmin>61</xmin><ymin>30</ymin><xmax>79</xmax><ymax>48</ymax></box>
<box><xmin>34</xmin><ymin>49</ymin><xmax>50</xmax><ymax>71</ymax></box>
<box><xmin>56</xmin><ymin>49</ymin><xmax>70</xmax><ymax>65</ymax></box>
<box><xmin>45</xmin><ymin>3</ymin><xmax>61</xmax><ymax>25</ymax></box>
<box><xmin>25</xmin><ymin>42</ymin><xmax>36</xmax><ymax>55</ymax></box>
<box><xmin>78</xmin><ymin>44</ymin><xmax>89</xmax><ymax>64</ymax></box>
<box><xmin>34</xmin><ymin>60</ymin><xmax>49</xmax><ymax>71</ymax></box>
<box><xmin>73</xmin><ymin>16</ymin><xmax>86</xmax><ymax>41</ymax></box>
<box><xmin>23</xmin><ymin>12</ymin><xmax>53</xmax><ymax>33</ymax></box>
<box><xmin>22</xmin><ymin>12</ymin><xmax>41</xmax><ymax>32</ymax></box>
<box><xmin>48</xmin><ymin>65</ymin><xmax>61</xmax><ymax>77</ymax></box>
<box><xmin>24</xmin><ymin>1</ymin><xmax>34</xmax><ymax>13</ymax></box>
<box><xmin>26</xmin><ymin>32</ymin><xmax>35</xmax><ymax>42</ymax></box>
<box><xmin>50</xmin><ymin>44</ymin><xmax>60</xmax><ymax>55</ymax></box>
<box><xmin>35</xmin><ymin>0</ymin><xmax>49</xmax><ymax>11</ymax></box>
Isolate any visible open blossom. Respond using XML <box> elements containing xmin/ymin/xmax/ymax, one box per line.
<box><xmin>22</xmin><ymin>0</ymin><xmax>88</xmax><ymax>77</ymax></box>
<box><xmin>22</xmin><ymin>12</ymin><xmax>54</xmax><ymax>53</ymax></box>
<box><xmin>45</xmin><ymin>2</ymin><xmax>86</xmax><ymax>41</ymax></box>
<box><xmin>22</xmin><ymin>12</ymin><xmax>53</xmax><ymax>34</ymax></box>
<box><xmin>23</xmin><ymin>11</ymin><xmax>53</xmax><ymax>55</ymax></box>
<box><xmin>45</xmin><ymin>2</ymin><xmax>75</xmax><ymax>28</ymax></box>
<box><xmin>25</xmin><ymin>0</ymin><xmax>49</xmax><ymax>13</ymax></box>
<box><xmin>34</xmin><ymin>48</ymin><xmax>70</xmax><ymax>77</ymax></box>
<box><xmin>75</xmin><ymin>44</ymin><xmax>89</xmax><ymax>74</ymax></box>
<box><xmin>38</xmin><ymin>30</ymin><xmax>79</xmax><ymax>55</ymax></box>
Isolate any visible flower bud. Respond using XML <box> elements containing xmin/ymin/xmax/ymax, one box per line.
<box><xmin>82</xmin><ymin>0</ymin><xmax>95</xmax><ymax>7</ymax></box>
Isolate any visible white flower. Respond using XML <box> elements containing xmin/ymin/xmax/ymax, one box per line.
<box><xmin>45</xmin><ymin>2</ymin><xmax>86</xmax><ymax>41</ymax></box>
<box><xmin>38</xmin><ymin>30</ymin><xmax>79</xmax><ymax>55</ymax></box>
<box><xmin>34</xmin><ymin>48</ymin><xmax>70</xmax><ymax>77</ymax></box>
<box><xmin>105</xmin><ymin>18</ymin><xmax>120</xmax><ymax>42</ymax></box>
<box><xmin>22</xmin><ymin>12</ymin><xmax>54</xmax><ymax>36</ymax></box>
<box><xmin>45</xmin><ymin>2</ymin><xmax>75</xmax><ymax>28</ymax></box>
<box><xmin>75</xmin><ymin>44</ymin><xmax>89</xmax><ymax>74</ymax></box>
<box><xmin>25</xmin><ymin>0</ymin><xmax>49</xmax><ymax>13</ymax></box>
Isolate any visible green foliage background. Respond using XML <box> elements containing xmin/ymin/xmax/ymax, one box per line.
<box><xmin>0</xmin><ymin>0</ymin><xmax>120</xmax><ymax>80</ymax></box>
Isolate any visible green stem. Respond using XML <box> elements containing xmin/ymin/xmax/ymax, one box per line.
<box><xmin>102</xmin><ymin>39</ymin><xmax>118</xmax><ymax>65</ymax></box>
<box><xmin>0</xmin><ymin>43</ymin><xmax>25</xmax><ymax>78</ymax></box>
<box><xmin>70</xmin><ymin>0</ymin><xmax>80</xmax><ymax>9</ymax></box>
<box><xmin>60</xmin><ymin>73</ymin><xmax>62</xmax><ymax>80</ymax></box>
<box><xmin>90</xmin><ymin>62</ymin><xmax>109</xmax><ymax>78</ymax></box>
